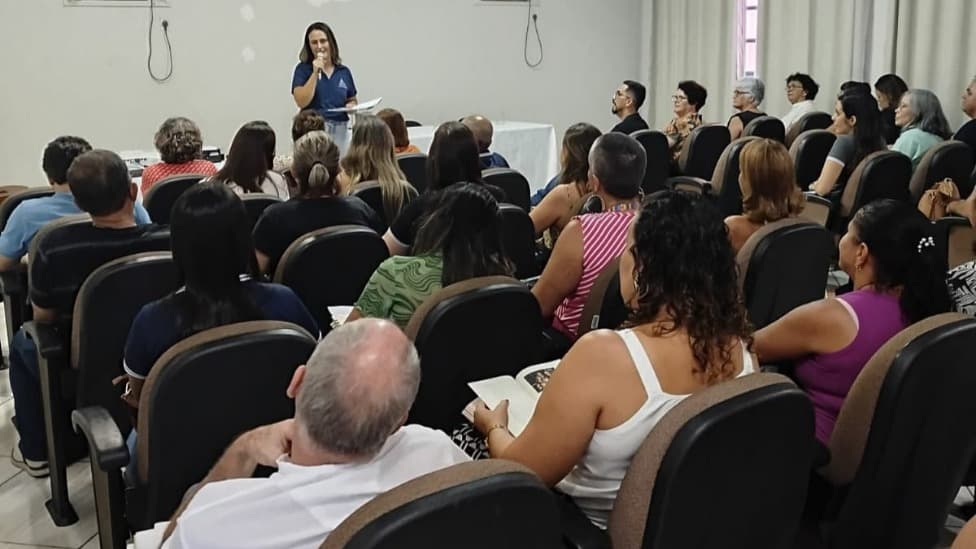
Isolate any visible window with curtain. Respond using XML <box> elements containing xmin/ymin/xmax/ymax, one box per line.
<box><xmin>736</xmin><ymin>0</ymin><xmax>759</xmax><ymax>78</ymax></box>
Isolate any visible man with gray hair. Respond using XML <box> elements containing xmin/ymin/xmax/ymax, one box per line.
<box><xmin>161</xmin><ymin>319</ymin><xmax>469</xmax><ymax>548</ymax></box>
<box><xmin>461</xmin><ymin>114</ymin><xmax>510</xmax><ymax>169</ymax></box>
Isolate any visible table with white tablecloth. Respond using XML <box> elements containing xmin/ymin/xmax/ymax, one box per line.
<box><xmin>408</xmin><ymin>121</ymin><xmax>559</xmax><ymax>192</ymax></box>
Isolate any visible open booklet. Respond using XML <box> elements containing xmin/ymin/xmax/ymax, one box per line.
<box><xmin>327</xmin><ymin>96</ymin><xmax>383</xmax><ymax>113</ymax></box>
<box><xmin>462</xmin><ymin>360</ymin><xmax>559</xmax><ymax>436</ymax></box>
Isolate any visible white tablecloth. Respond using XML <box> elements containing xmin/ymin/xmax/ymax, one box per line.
<box><xmin>408</xmin><ymin>121</ymin><xmax>559</xmax><ymax>192</ymax></box>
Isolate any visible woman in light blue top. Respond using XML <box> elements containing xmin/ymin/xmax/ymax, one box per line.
<box><xmin>892</xmin><ymin>89</ymin><xmax>952</xmax><ymax>169</ymax></box>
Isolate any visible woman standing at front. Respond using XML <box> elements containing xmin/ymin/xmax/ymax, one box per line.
<box><xmin>292</xmin><ymin>22</ymin><xmax>358</xmax><ymax>152</ymax></box>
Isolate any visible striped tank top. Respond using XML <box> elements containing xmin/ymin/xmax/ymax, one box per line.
<box><xmin>553</xmin><ymin>211</ymin><xmax>635</xmax><ymax>339</ymax></box>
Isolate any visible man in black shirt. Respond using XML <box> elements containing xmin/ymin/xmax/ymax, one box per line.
<box><xmin>954</xmin><ymin>76</ymin><xmax>976</xmax><ymax>153</ymax></box>
<box><xmin>610</xmin><ymin>80</ymin><xmax>649</xmax><ymax>135</ymax></box>
<box><xmin>9</xmin><ymin>150</ymin><xmax>170</xmax><ymax>476</ymax></box>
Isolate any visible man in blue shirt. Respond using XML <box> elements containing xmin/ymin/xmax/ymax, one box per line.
<box><xmin>462</xmin><ymin>115</ymin><xmax>511</xmax><ymax>170</ymax></box>
<box><xmin>0</xmin><ymin>136</ymin><xmax>152</xmax><ymax>272</ymax></box>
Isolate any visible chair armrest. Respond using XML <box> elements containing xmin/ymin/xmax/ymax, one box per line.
<box><xmin>72</xmin><ymin>406</ymin><xmax>129</xmax><ymax>472</ymax></box>
<box><xmin>557</xmin><ymin>494</ymin><xmax>611</xmax><ymax>549</ymax></box>
<box><xmin>521</xmin><ymin>275</ymin><xmax>541</xmax><ymax>288</ymax></box>
<box><xmin>23</xmin><ymin>320</ymin><xmax>68</xmax><ymax>361</ymax></box>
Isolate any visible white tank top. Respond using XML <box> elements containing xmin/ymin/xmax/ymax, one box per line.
<box><xmin>555</xmin><ymin>329</ymin><xmax>755</xmax><ymax>528</ymax></box>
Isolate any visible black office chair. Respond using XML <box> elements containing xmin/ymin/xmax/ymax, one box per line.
<box><xmin>709</xmin><ymin>137</ymin><xmax>760</xmax><ymax>217</ymax></box>
<box><xmin>240</xmin><ymin>193</ymin><xmax>282</xmax><ymax>232</ymax></box>
<box><xmin>790</xmin><ymin>130</ymin><xmax>836</xmax><ymax>190</ymax></box>
<box><xmin>483</xmin><ymin>168</ymin><xmax>531</xmax><ymax>212</ymax></box>
<box><xmin>351</xmin><ymin>181</ymin><xmax>419</xmax><ymax>229</ymax></box>
<box><xmin>677</xmin><ymin>125</ymin><xmax>731</xmax><ymax>179</ymax></box>
<box><xmin>576</xmin><ymin>257</ymin><xmax>627</xmax><ymax>338</ymax></box>
<box><xmin>274</xmin><ymin>225</ymin><xmax>389</xmax><ymax>330</ymax></box>
<box><xmin>933</xmin><ymin>215</ymin><xmax>975</xmax><ymax>273</ymax></box>
<box><xmin>630</xmin><ymin>129</ymin><xmax>670</xmax><ymax>195</ymax></box>
<box><xmin>742</xmin><ymin>116</ymin><xmax>786</xmax><ymax>143</ymax></box>
<box><xmin>785</xmin><ymin>111</ymin><xmax>833</xmax><ymax>147</ymax></box>
<box><xmin>799</xmin><ymin>192</ymin><xmax>833</xmax><ymax>227</ymax></box>
<box><xmin>405</xmin><ymin>120</ymin><xmax>422</xmax><ymax>128</ymax></box>
<box><xmin>397</xmin><ymin>153</ymin><xmax>428</xmax><ymax>194</ymax></box>
<box><xmin>835</xmin><ymin>150</ymin><xmax>912</xmax><ymax>232</ymax></box>
<box><xmin>666</xmin><ymin>176</ymin><xmax>712</xmax><ymax>195</ymax></box>
<box><xmin>497</xmin><ymin>204</ymin><xmax>540</xmax><ymax>279</ymax></box>
<box><xmin>908</xmin><ymin>140</ymin><xmax>976</xmax><ymax>202</ymax></box>
<box><xmin>143</xmin><ymin>174</ymin><xmax>205</xmax><ymax>224</ymax></box>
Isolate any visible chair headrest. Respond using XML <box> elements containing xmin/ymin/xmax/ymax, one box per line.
<box><xmin>735</xmin><ymin>217</ymin><xmax>816</xmax><ymax>294</ymax></box>
<box><xmin>710</xmin><ymin>136</ymin><xmax>760</xmax><ymax>192</ymax></box>
<box><xmin>404</xmin><ymin>275</ymin><xmax>522</xmax><ymax>340</ymax></box>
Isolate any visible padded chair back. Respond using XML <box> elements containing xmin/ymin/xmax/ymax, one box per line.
<box><xmin>351</xmin><ymin>181</ymin><xmax>419</xmax><ymax>229</ymax></box>
<box><xmin>678</xmin><ymin>124</ymin><xmax>731</xmax><ymax>179</ymax></box>
<box><xmin>607</xmin><ymin>373</ymin><xmax>813</xmax><ymax>549</ymax></box>
<box><xmin>483</xmin><ymin>168</ymin><xmax>531</xmax><ymax>212</ymax></box>
<box><xmin>666</xmin><ymin>176</ymin><xmax>711</xmax><ymax>195</ymax></box>
<box><xmin>0</xmin><ymin>187</ymin><xmax>55</xmax><ymax>232</ymax></box>
<box><xmin>274</xmin><ymin>225</ymin><xmax>389</xmax><ymax>330</ymax></box>
<box><xmin>710</xmin><ymin>137</ymin><xmax>760</xmax><ymax>217</ymax></box>
<box><xmin>0</xmin><ymin>185</ymin><xmax>29</xmax><ymax>210</ymax></box>
<box><xmin>737</xmin><ymin>218</ymin><xmax>834</xmax><ymax>329</ymax></box>
<box><xmin>498</xmin><ymin>204</ymin><xmax>539</xmax><ymax>279</ymax></box>
<box><xmin>240</xmin><ymin>193</ymin><xmax>282</xmax><ymax>231</ymax></box>
<box><xmin>934</xmin><ymin>216</ymin><xmax>976</xmax><ymax>272</ymax></box>
<box><xmin>820</xmin><ymin>313</ymin><xmax>976</xmax><ymax>549</ymax></box>
<box><xmin>798</xmin><ymin>193</ymin><xmax>832</xmax><ymax>227</ymax></box>
<box><xmin>630</xmin><ymin>129</ymin><xmax>671</xmax><ymax>194</ymax></box>
<box><xmin>71</xmin><ymin>252</ymin><xmax>179</xmax><ymax>431</ymax></box>
<box><xmin>576</xmin><ymin>257</ymin><xmax>628</xmax><ymax>338</ymax></box>
<box><xmin>790</xmin><ymin>130</ymin><xmax>837</xmax><ymax>189</ymax></box>
<box><xmin>397</xmin><ymin>153</ymin><xmax>428</xmax><ymax>194</ymax></box>
<box><xmin>908</xmin><ymin>140</ymin><xmax>975</xmax><ymax>202</ymax></box>
<box><xmin>143</xmin><ymin>174</ymin><xmax>204</xmax><ymax>224</ymax></box>
<box><xmin>323</xmin><ymin>461</ymin><xmax>562</xmax><ymax>549</ymax></box>
<box><xmin>742</xmin><ymin>116</ymin><xmax>786</xmax><ymax>143</ymax></box>
<box><xmin>405</xmin><ymin>120</ymin><xmax>422</xmax><ymax>128</ymax></box>
<box><xmin>784</xmin><ymin>111</ymin><xmax>833</xmax><ymax>147</ymax></box>
<box><xmin>405</xmin><ymin>277</ymin><xmax>543</xmax><ymax>431</ymax></box>
<box><xmin>136</xmin><ymin>321</ymin><xmax>317</xmax><ymax>526</ymax></box>
<box><xmin>839</xmin><ymin>150</ymin><xmax>912</xmax><ymax>219</ymax></box>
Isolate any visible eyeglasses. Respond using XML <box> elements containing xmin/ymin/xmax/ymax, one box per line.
<box><xmin>671</xmin><ymin>95</ymin><xmax>688</xmax><ymax>102</ymax></box>
<box><xmin>733</xmin><ymin>90</ymin><xmax>748</xmax><ymax>96</ymax></box>
<box><xmin>786</xmin><ymin>84</ymin><xmax>803</xmax><ymax>91</ymax></box>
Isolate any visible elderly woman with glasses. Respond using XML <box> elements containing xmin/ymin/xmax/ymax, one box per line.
<box><xmin>663</xmin><ymin>80</ymin><xmax>708</xmax><ymax>161</ymax></box>
<box><xmin>728</xmin><ymin>77</ymin><xmax>766</xmax><ymax>140</ymax></box>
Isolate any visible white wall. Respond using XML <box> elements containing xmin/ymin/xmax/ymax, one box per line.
<box><xmin>0</xmin><ymin>0</ymin><xmax>642</xmax><ymax>185</ymax></box>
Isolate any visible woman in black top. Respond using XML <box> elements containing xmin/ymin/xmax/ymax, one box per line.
<box><xmin>383</xmin><ymin>121</ymin><xmax>506</xmax><ymax>256</ymax></box>
<box><xmin>728</xmin><ymin>77</ymin><xmax>766</xmax><ymax>140</ymax></box>
<box><xmin>874</xmin><ymin>74</ymin><xmax>909</xmax><ymax>145</ymax></box>
<box><xmin>253</xmin><ymin>130</ymin><xmax>384</xmax><ymax>274</ymax></box>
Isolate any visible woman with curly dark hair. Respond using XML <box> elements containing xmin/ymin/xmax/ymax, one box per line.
<box><xmin>141</xmin><ymin>117</ymin><xmax>218</xmax><ymax>194</ymax></box>
<box><xmin>473</xmin><ymin>191</ymin><xmax>756</xmax><ymax>528</ymax></box>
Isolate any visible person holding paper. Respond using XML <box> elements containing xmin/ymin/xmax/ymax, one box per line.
<box><xmin>292</xmin><ymin>22</ymin><xmax>358</xmax><ymax>150</ymax></box>
<box><xmin>472</xmin><ymin>192</ymin><xmax>757</xmax><ymax>529</ymax></box>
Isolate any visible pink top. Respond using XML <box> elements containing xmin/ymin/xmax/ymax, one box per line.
<box><xmin>141</xmin><ymin>160</ymin><xmax>218</xmax><ymax>194</ymax></box>
<box><xmin>553</xmin><ymin>211</ymin><xmax>635</xmax><ymax>339</ymax></box>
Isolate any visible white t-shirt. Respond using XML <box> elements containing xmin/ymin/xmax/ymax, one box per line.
<box><xmin>780</xmin><ymin>100</ymin><xmax>816</xmax><ymax>131</ymax></box>
<box><xmin>164</xmin><ymin>425</ymin><xmax>469</xmax><ymax>549</ymax></box>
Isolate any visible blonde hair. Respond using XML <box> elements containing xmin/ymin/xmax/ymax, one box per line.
<box><xmin>292</xmin><ymin>131</ymin><xmax>341</xmax><ymax>198</ymax></box>
<box><xmin>738</xmin><ymin>139</ymin><xmax>803</xmax><ymax>223</ymax></box>
<box><xmin>340</xmin><ymin>115</ymin><xmax>412</xmax><ymax>220</ymax></box>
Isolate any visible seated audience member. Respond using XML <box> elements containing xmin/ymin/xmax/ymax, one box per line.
<box><xmin>338</xmin><ymin>114</ymin><xmax>415</xmax><ymax>223</ymax></box>
<box><xmin>121</xmin><ymin>182</ymin><xmax>318</xmax><ymax>408</ymax></box>
<box><xmin>461</xmin><ymin>115</ymin><xmax>510</xmax><ymax>170</ymax></box>
<box><xmin>724</xmin><ymin>139</ymin><xmax>804</xmax><ymax>253</ymax></box>
<box><xmin>377</xmin><ymin>108</ymin><xmax>421</xmax><ymax>155</ymax></box>
<box><xmin>810</xmin><ymin>92</ymin><xmax>886</xmax><ymax>204</ymax></box>
<box><xmin>953</xmin><ymin>75</ymin><xmax>976</xmax><ymax>152</ymax></box>
<box><xmin>161</xmin><ymin>319</ymin><xmax>470</xmax><ymax>548</ymax></box>
<box><xmin>473</xmin><ymin>191</ymin><xmax>755</xmax><ymax>528</ymax></box>
<box><xmin>893</xmin><ymin>88</ymin><xmax>953</xmax><ymax>169</ymax></box>
<box><xmin>0</xmin><ymin>137</ymin><xmax>151</xmax><ymax>272</ymax></box>
<box><xmin>874</xmin><ymin>73</ymin><xmax>909</xmax><ymax>145</ymax></box>
<box><xmin>780</xmin><ymin>73</ymin><xmax>820</xmax><ymax>130</ymax></box>
<box><xmin>530</xmin><ymin>123</ymin><xmax>602</xmax><ymax>243</ymax></box>
<box><xmin>610</xmin><ymin>80</ymin><xmax>649</xmax><ymax>134</ymax></box>
<box><xmin>211</xmin><ymin>121</ymin><xmax>288</xmax><ymax>199</ymax></box>
<box><xmin>728</xmin><ymin>77</ymin><xmax>767</xmax><ymax>140</ymax></box>
<box><xmin>8</xmin><ymin>150</ymin><xmax>169</xmax><ymax>476</ymax></box>
<box><xmin>840</xmin><ymin>80</ymin><xmax>873</xmax><ymax>97</ymax></box>
<box><xmin>273</xmin><ymin>109</ymin><xmax>326</xmax><ymax>175</ymax></box>
<box><xmin>349</xmin><ymin>184</ymin><xmax>511</xmax><ymax>328</ymax></box>
<box><xmin>532</xmin><ymin>133</ymin><xmax>644</xmax><ymax>341</ymax></box>
<box><xmin>253</xmin><ymin>131</ymin><xmax>384</xmax><ymax>275</ymax></box>
<box><xmin>663</xmin><ymin>80</ymin><xmax>707</xmax><ymax>161</ymax></box>
<box><xmin>384</xmin><ymin>121</ymin><xmax>506</xmax><ymax>256</ymax></box>
<box><xmin>753</xmin><ymin>200</ymin><xmax>951</xmax><ymax>445</ymax></box>
<box><xmin>918</xmin><ymin>181</ymin><xmax>976</xmax><ymax>315</ymax></box>
<box><xmin>141</xmin><ymin>117</ymin><xmax>218</xmax><ymax>194</ymax></box>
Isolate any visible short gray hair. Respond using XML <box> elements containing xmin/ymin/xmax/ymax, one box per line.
<box><xmin>736</xmin><ymin>77</ymin><xmax>765</xmax><ymax>106</ymax></box>
<box><xmin>296</xmin><ymin>319</ymin><xmax>420</xmax><ymax>457</ymax></box>
<box><xmin>904</xmin><ymin>89</ymin><xmax>953</xmax><ymax>139</ymax></box>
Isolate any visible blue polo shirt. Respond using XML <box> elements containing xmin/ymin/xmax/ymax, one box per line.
<box><xmin>291</xmin><ymin>62</ymin><xmax>357</xmax><ymax>122</ymax></box>
<box><xmin>0</xmin><ymin>191</ymin><xmax>152</xmax><ymax>262</ymax></box>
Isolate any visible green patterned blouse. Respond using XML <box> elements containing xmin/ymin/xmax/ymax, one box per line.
<box><xmin>354</xmin><ymin>255</ymin><xmax>444</xmax><ymax>328</ymax></box>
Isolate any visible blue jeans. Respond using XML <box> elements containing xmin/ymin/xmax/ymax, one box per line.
<box><xmin>8</xmin><ymin>328</ymin><xmax>45</xmax><ymax>461</ymax></box>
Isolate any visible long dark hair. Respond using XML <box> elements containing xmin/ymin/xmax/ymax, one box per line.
<box><xmin>168</xmin><ymin>182</ymin><xmax>262</xmax><ymax>339</ymax></box>
<box><xmin>840</xmin><ymin>92</ymin><xmax>886</xmax><ymax>176</ymax></box>
<box><xmin>299</xmin><ymin>22</ymin><xmax>342</xmax><ymax>65</ymax></box>
<box><xmin>850</xmin><ymin>200</ymin><xmax>951</xmax><ymax>324</ymax></box>
<box><xmin>426</xmin><ymin>122</ymin><xmax>484</xmax><ymax>192</ymax></box>
<box><xmin>412</xmin><ymin>183</ymin><xmax>512</xmax><ymax>285</ymax></box>
<box><xmin>874</xmin><ymin>74</ymin><xmax>908</xmax><ymax>109</ymax></box>
<box><xmin>215</xmin><ymin>121</ymin><xmax>275</xmax><ymax>194</ymax></box>
<box><xmin>559</xmin><ymin>123</ymin><xmax>601</xmax><ymax>193</ymax></box>
<box><xmin>628</xmin><ymin>191</ymin><xmax>753</xmax><ymax>385</ymax></box>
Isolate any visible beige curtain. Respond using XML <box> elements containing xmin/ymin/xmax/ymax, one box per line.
<box><xmin>639</xmin><ymin>0</ymin><xmax>737</xmax><ymax>128</ymax></box>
